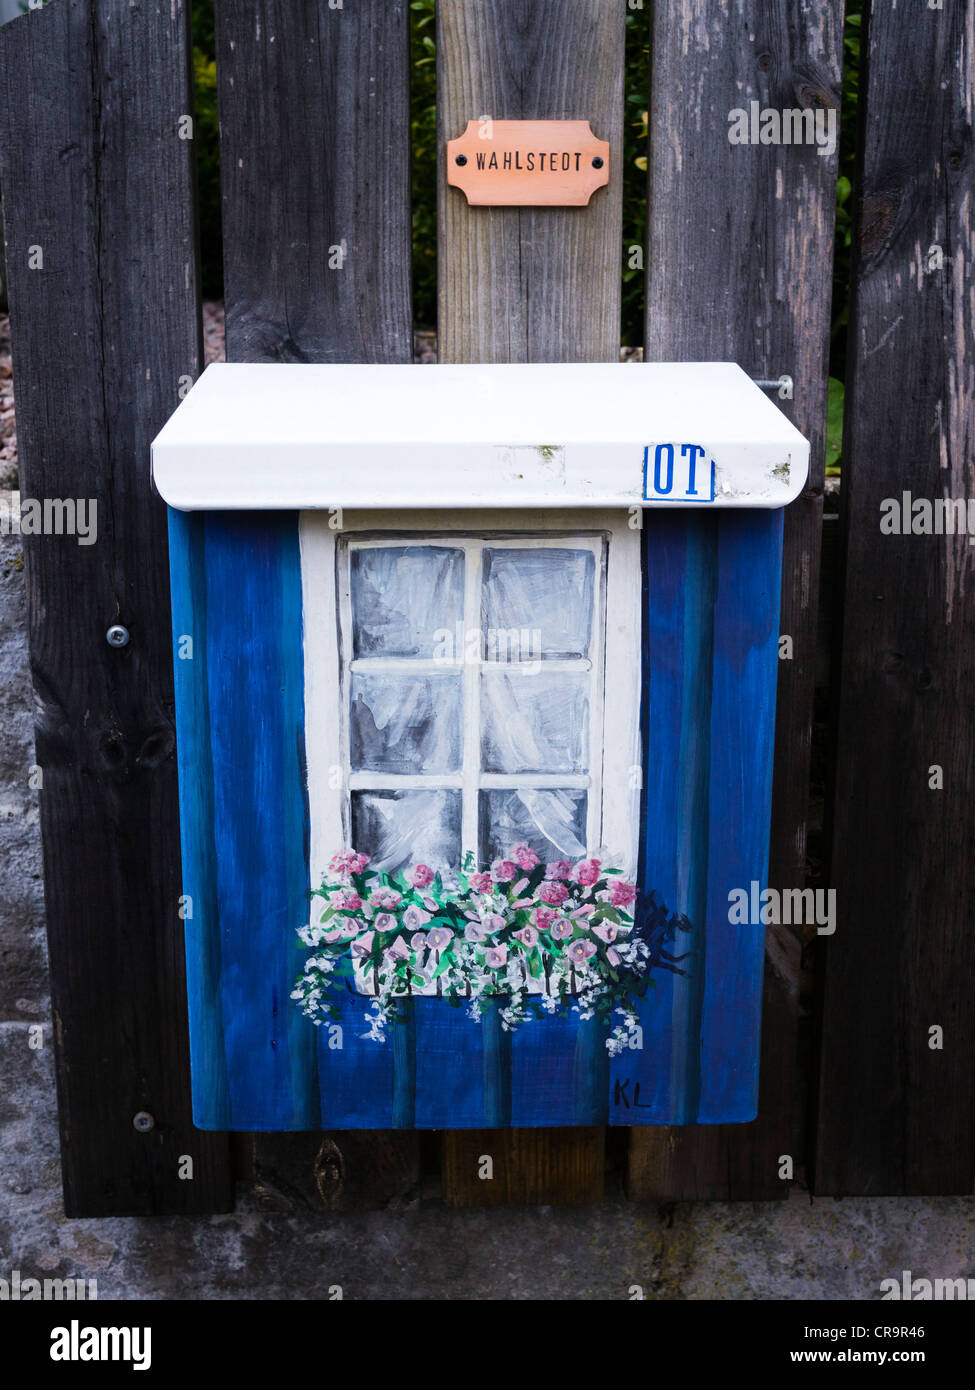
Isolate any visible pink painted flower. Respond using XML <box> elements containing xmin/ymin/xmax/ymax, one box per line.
<box><xmin>370</xmin><ymin>887</ymin><xmax>401</xmax><ymax>909</ymax></box>
<box><xmin>572</xmin><ymin>858</ymin><xmax>601</xmax><ymax>887</ymax></box>
<box><xmin>407</xmin><ymin>863</ymin><xmax>435</xmax><ymax>889</ymax></box>
<box><xmin>484</xmin><ymin>944</ymin><xmax>508</xmax><ymax>968</ymax></box>
<box><xmin>328</xmin><ymin>849</ymin><xmax>370</xmax><ymax>878</ymax></box>
<box><xmin>464</xmin><ymin>923</ymin><xmax>487</xmax><ymax>943</ymax></box>
<box><xmin>350</xmin><ymin>931</ymin><xmax>375</xmax><ymax>959</ymax></box>
<box><xmin>384</xmin><ymin>935</ymin><xmax>410</xmax><ymax>961</ymax></box>
<box><xmin>491</xmin><ymin>859</ymin><xmax>517</xmax><ymax>883</ymax></box>
<box><xmin>606</xmin><ymin>947</ymin><xmax>622</xmax><ymax>967</ymax></box>
<box><xmin>513</xmin><ymin>925</ymin><xmax>539</xmax><ymax>948</ymax></box>
<box><xmin>402</xmin><ymin>904</ymin><xmax>432</xmax><ymax>933</ymax></box>
<box><xmin>426</xmin><ymin>926</ymin><xmax>453</xmax><ymax>951</ymax></box>
<box><xmin>566</xmin><ymin>938</ymin><xmax>597</xmax><ymax>963</ymax></box>
<box><xmin>610</xmin><ymin>880</ymin><xmax>637</xmax><ymax>909</ymax></box>
<box><xmin>481</xmin><ymin>913</ymin><xmax>506</xmax><ymax>935</ymax></box>
<box><xmin>592</xmin><ymin>922</ymin><xmax>618</xmax><ymax>944</ymax></box>
<box><xmin>372</xmin><ymin>912</ymin><xmax>397</xmax><ymax>934</ymax></box>
<box><xmin>511</xmin><ymin>842</ymin><xmax>540</xmax><ymax>871</ymax></box>
<box><xmin>545</xmin><ymin>859</ymin><xmax>571</xmax><ymax>881</ymax></box>
<box><xmin>409</xmin><ymin>931</ymin><xmax>428</xmax><ymax>952</ymax></box>
<box><xmin>550</xmin><ymin>919</ymin><xmax>573</xmax><ymax>941</ymax></box>
<box><xmin>537</xmin><ymin>880</ymin><xmax>569</xmax><ymax>907</ymax></box>
<box><xmin>330</xmin><ymin>916</ymin><xmax>362</xmax><ymax>940</ymax></box>
<box><xmin>532</xmin><ymin>906</ymin><xmax>557</xmax><ymax>930</ymax></box>
<box><xmin>333</xmin><ymin>888</ymin><xmax>362</xmax><ymax>911</ymax></box>
<box><xmin>469</xmin><ymin>872</ymin><xmax>493</xmax><ymax>893</ymax></box>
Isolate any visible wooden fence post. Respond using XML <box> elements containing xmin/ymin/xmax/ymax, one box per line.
<box><xmin>437</xmin><ymin>0</ymin><xmax>625</xmax><ymax>1207</ymax></box>
<box><xmin>0</xmin><ymin>0</ymin><xmax>232</xmax><ymax>1215</ymax></box>
<box><xmin>213</xmin><ymin>0</ymin><xmax>421</xmax><ymax>1209</ymax></box>
<box><xmin>627</xmin><ymin>0</ymin><xmax>843</xmax><ymax>1200</ymax></box>
<box><xmin>815</xmin><ymin>0</ymin><xmax>975</xmax><ymax>1195</ymax></box>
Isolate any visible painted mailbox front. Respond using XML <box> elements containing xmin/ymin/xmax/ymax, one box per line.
<box><xmin>154</xmin><ymin>362</ymin><xmax>808</xmax><ymax>1130</ymax></box>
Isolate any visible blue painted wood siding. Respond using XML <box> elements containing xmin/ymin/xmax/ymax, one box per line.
<box><xmin>169</xmin><ymin>508</ymin><xmax>782</xmax><ymax>1129</ymax></box>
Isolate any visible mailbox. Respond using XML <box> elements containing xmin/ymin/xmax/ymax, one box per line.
<box><xmin>153</xmin><ymin>362</ymin><xmax>808</xmax><ymax>1130</ymax></box>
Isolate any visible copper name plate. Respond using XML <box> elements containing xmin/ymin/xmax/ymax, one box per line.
<box><xmin>446</xmin><ymin>119</ymin><xmax>610</xmax><ymax>207</ymax></box>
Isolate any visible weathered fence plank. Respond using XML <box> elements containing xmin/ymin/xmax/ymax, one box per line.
<box><xmin>438</xmin><ymin>0</ymin><xmax>624</xmax><ymax>365</ymax></box>
<box><xmin>216</xmin><ymin>0</ymin><xmax>412</xmax><ymax>366</ymax></box>
<box><xmin>628</xmin><ymin>0</ymin><xmax>842</xmax><ymax>1200</ymax></box>
<box><xmin>437</xmin><ymin>0</ymin><xmax>625</xmax><ymax>1206</ymax></box>
<box><xmin>214</xmin><ymin>0</ymin><xmax>419</xmax><ymax>1209</ymax></box>
<box><xmin>0</xmin><ymin>0</ymin><xmax>232</xmax><ymax>1214</ymax></box>
<box><xmin>816</xmin><ymin>0</ymin><xmax>975</xmax><ymax>1195</ymax></box>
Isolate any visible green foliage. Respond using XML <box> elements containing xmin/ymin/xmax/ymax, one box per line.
<box><xmin>191</xmin><ymin>0</ymin><xmax>215</xmax><ymax>58</ymax></box>
<box><xmin>621</xmin><ymin>9</ymin><xmax>650</xmax><ymax>347</ymax></box>
<box><xmin>825</xmin><ymin>377</ymin><xmax>844</xmax><ymax>475</ymax></box>
<box><xmin>191</xmin><ymin>2</ymin><xmax>221</xmax><ymax>300</ymax></box>
<box><xmin>410</xmin><ymin>0</ymin><xmax>438</xmax><ymax>333</ymax></box>
<box><xmin>825</xmin><ymin>0</ymin><xmax>862</xmax><ymax>470</ymax></box>
<box><xmin>831</xmin><ymin>2</ymin><xmax>861</xmax><ymax>378</ymax></box>
<box><xmin>193</xmin><ymin>49</ymin><xmax>222</xmax><ymax>300</ymax></box>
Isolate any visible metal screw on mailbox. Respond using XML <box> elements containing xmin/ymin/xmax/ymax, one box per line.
<box><xmin>106</xmin><ymin>625</ymin><xmax>130</xmax><ymax>648</ymax></box>
<box><xmin>455</xmin><ymin>154</ymin><xmax>467</xmax><ymax>166</ymax></box>
<box><xmin>592</xmin><ymin>157</ymin><xmax>604</xmax><ymax>168</ymax></box>
<box><xmin>132</xmin><ymin>1111</ymin><xmax>155</xmax><ymax>1133</ymax></box>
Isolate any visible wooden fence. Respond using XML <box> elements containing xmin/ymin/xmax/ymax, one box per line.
<box><xmin>0</xmin><ymin>0</ymin><xmax>971</xmax><ymax>1215</ymax></box>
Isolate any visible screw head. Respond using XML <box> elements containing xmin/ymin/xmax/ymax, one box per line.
<box><xmin>106</xmin><ymin>625</ymin><xmax>130</xmax><ymax>648</ymax></box>
<box><xmin>132</xmin><ymin>1111</ymin><xmax>155</xmax><ymax>1133</ymax></box>
<box><xmin>455</xmin><ymin>154</ymin><xmax>467</xmax><ymax>166</ymax></box>
<box><xmin>592</xmin><ymin>157</ymin><xmax>604</xmax><ymax>169</ymax></box>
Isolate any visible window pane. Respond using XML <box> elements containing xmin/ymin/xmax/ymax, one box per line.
<box><xmin>481</xmin><ymin>547</ymin><xmax>595</xmax><ymax>660</ymax></box>
<box><xmin>350</xmin><ymin>545</ymin><xmax>464</xmax><ymax>658</ymax></box>
<box><xmin>352</xmin><ymin>790</ymin><xmax>462</xmax><ymax>875</ymax></box>
<box><xmin>481</xmin><ymin>672</ymin><xmax>589</xmax><ymax>775</ymax></box>
<box><xmin>350</xmin><ymin>674</ymin><xmax>461</xmax><ymax>774</ymax></box>
<box><xmin>479</xmin><ymin>788</ymin><xmax>587</xmax><ymax>864</ymax></box>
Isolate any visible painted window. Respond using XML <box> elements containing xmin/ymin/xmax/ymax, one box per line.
<box><xmin>344</xmin><ymin>534</ymin><xmax>607</xmax><ymax>874</ymax></box>
<box><xmin>300</xmin><ymin>511</ymin><xmax>642</xmax><ymax>918</ymax></box>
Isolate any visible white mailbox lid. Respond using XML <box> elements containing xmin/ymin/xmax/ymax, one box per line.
<box><xmin>151</xmin><ymin>361</ymin><xmax>809</xmax><ymax>511</ymax></box>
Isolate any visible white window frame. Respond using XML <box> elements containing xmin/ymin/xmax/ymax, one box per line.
<box><xmin>300</xmin><ymin>509</ymin><xmax>643</xmax><ymax>897</ymax></box>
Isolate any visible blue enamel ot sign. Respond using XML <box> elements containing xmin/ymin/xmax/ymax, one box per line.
<box><xmin>643</xmin><ymin>444</ymin><xmax>716</xmax><ymax>502</ymax></box>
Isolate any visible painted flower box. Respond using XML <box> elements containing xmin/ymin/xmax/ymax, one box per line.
<box><xmin>293</xmin><ymin>847</ymin><xmax>691</xmax><ymax>1053</ymax></box>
